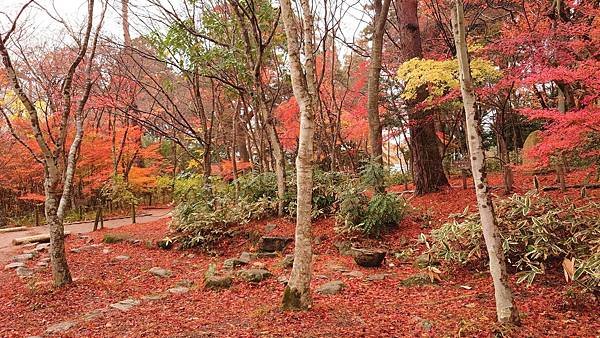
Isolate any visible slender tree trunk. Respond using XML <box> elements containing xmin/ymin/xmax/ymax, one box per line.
<box><xmin>396</xmin><ymin>0</ymin><xmax>449</xmax><ymax>195</ymax></box>
<box><xmin>452</xmin><ymin>0</ymin><xmax>520</xmax><ymax>324</ymax></box>
<box><xmin>367</xmin><ymin>0</ymin><xmax>391</xmax><ymax>193</ymax></box>
<box><xmin>280</xmin><ymin>0</ymin><xmax>317</xmax><ymax>311</ymax></box>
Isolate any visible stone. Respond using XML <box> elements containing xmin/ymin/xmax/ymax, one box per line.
<box><xmin>110</xmin><ymin>298</ymin><xmax>141</xmax><ymax>311</ymax></box>
<box><xmin>264</xmin><ymin>223</ymin><xmax>277</xmax><ymax>233</ymax></box>
<box><xmin>342</xmin><ymin>270</ymin><xmax>364</xmax><ymax>278</ymax></box>
<box><xmin>36</xmin><ymin>261</ymin><xmax>48</xmax><ymax>268</ymax></box>
<box><xmin>316</xmin><ymin>280</ymin><xmax>345</xmax><ymax>295</ymax></box>
<box><xmin>142</xmin><ymin>293</ymin><xmax>167</xmax><ymax>301</ymax></box>
<box><xmin>113</xmin><ymin>255</ymin><xmax>130</xmax><ymax>261</ymax></box>
<box><xmin>333</xmin><ymin>241</ymin><xmax>354</xmax><ymax>256</ymax></box>
<box><xmin>204</xmin><ymin>275</ymin><xmax>233</xmax><ymax>290</ymax></box>
<box><xmin>34</xmin><ymin>243</ymin><xmax>50</xmax><ymax>252</ymax></box>
<box><xmin>239</xmin><ymin>252</ymin><xmax>251</xmax><ymax>264</ymax></box>
<box><xmin>71</xmin><ymin>244</ymin><xmax>103</xmax><ymax>253</ymax></box>
<box><xmin>176</xmin><ymin>279</ymin><xmax>194</xmax><ymax>287</ymax></box>
<box><xmin>223</xmin><ymin>258</ymin><xmax>248</xmax><ymax>269</ymax></box>
<box><xmin>168</xmin><ymin>286</ymin><xmax>190</xmax><ymax>294</ymax></box>
<box><xmin>237</xmin><ymin>269</ymin><xmax>272</xmax><ymax>283</ymax></box>
<box><xmin>40</xmin><ymin>257</ymin><xmax>50</xmax><ymax>263</ymax></box>
<box><xmin>413</xmin><ymin>253</ymin><xmax>439</xmax><ymax>269</ymax></box>
<box><xmin>102</xmin><ymin>248</ymin><xmax>111</xmax><ymax>254</ymax></box>
<box><xmin>352</xmin><ymin>248</ymin><xmax>386</xmax><ymax>268</ymax></box>
<box><xmin>82</xmin><ymin>309</ymin><xmax>104</xmax><ymax>322</ymax></box>
<box><xmin>365</xmin><ymin>273</ymin><xmax>388</xmax><ymax>282</ymax></box>
<box><xmin>12</xmin><ymin>253</ymin><xmax>34</xmax><ymax>262</ymax></box>
<box><xmin>252</xmin><ymin>262</ymin><xmax>266</xmax><ymax>269</ymax></box>
<box><xmin>326</xmin><ymin>262</ymin><xmax>350</xmax><ymax>273</ymax></box>
<box><xmin>399</xmin><ymin>274</ymin><xmax>437</xmax><ymax>287</ymax></box>
<box><xmin>277</xmin><ymin>276</ymin><xmax>289</xmax><ymax>285</ymax></box>
<box><xmin>256</xmin><ymin>252</ymin><xmax>278</xmax><ymax>259</ymax></box>
<box><xmin>257</xmin><ymin>236</ymin><xmax>292</xmax><ymax>252</ymax></box>
<box><xmin>4</xmin><ymin>262</ymin><xmax>25</xmax><ymax>270</ymax></box>
<box><xmin>46</xmin><ymin>321</ymin><xmax>76</xmax><ymax>334</ymax></box>
<box><xmin>149</xmin><ymin>267</ymin><xmax>172</xmax><ymax>278</ymax></box>
<box><xmin>16</xmin><ymin>267</ymin><xmax>34</xmax><ymax>278</ymax></box>
<box><xmin>279</xmin><ymin>254</ymin><xmax>294</xmax><ymax>269</ymax></box>
<box><xmin>522</xmin><ymin>130</ymin><xmax>542</xmax><ymax>165</ymax></box>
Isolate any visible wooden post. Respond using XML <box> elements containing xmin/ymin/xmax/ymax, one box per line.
<box><xmin>93</xmin><ymin>207</ymin><xmax>100</xmax><ymax>231</ymax></box>
<box><xmin>461</xmin><ymin>169</ymin><xmax>468</xmax><ymax>189</ymax></box>
<box><xmin>34</xmin><ymin>205</ymin><xmax>40</xmax><ymax>227</ymax></box>
<box><xmin>555</xmin><ymin>164</ymin><xmax>566</xmax><ymax>192</ymax></box>
<box><xmin>131</xmin><ymin>204</ymin><xmax>136</xmax><ymax>224</ymax></box>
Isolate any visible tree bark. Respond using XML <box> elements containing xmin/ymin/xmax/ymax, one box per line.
<box><xmin>396</xmin><ymin>0</ymin><xmax>449</xmax><ymax>195</ymax></box>
<box><xmin>280</xmin><ymin>0</ymin><xmax>317</xmax><ymax>311</ymax></box>
<box><xmin>367</xmin><ymin>0</ymin><xmax>392</xmax><ymax>193</ymax></box>
<box><xmin>451</xmin><ymin>0</ymin><xmax>520</xmax><ymax>324</ymax></box>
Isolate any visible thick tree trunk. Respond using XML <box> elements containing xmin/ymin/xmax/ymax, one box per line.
<box><xmin>280</xmin><ymin>0</ymin><xmax>317</xmax><ymax>311</ymax></box>
<box><xmin>367</xmin><ymin>0</ymin><xmax>391</xmax><ymax>193</ymax></box>
<box><xmin>396</xmin><ymin>0</ymin><xmax>449</xmax><ymax>195</ymax></box>
<box><xmin>451</xmin><ymin>1</ymin><xmax>520</xmax><ymax>324</ymax></box>
<box><xmin>45</xmin><ymin>174</ymin><xmax>72</xmax><ymax>287</ymax></box>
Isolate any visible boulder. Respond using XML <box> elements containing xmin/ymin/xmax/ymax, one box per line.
<box><xmin>522</xmin><ymin>130</ymin><xmax>542</xmax><ymax>165</ymax></box>
<box><xmin>333</xmin><ymin>241</ymin><xmax>354</xmax><ymax>256</ymax></box>
<box><xmin>352</xmin><ymin>248</ymin><xmax>386</xmax><ymax>267</ymax></box>
<box><xmin>237</xmin><ymin>269</ymin><xmax>272</xmax><ymax>283</ymax></box>
<box><xmin>257</xmin><ymin>236</ymin><xmax>292</xmax><ymax>252</ymax></box>
<box><xmin>204</xmin><ymin>275</ymin><xmax>233</xmax><ymax>290</ymax></box>
<box><xmin>316</xmin><ymin>280</ymin><xmax>345</xmax><ymax>295</ymax></box>
<box><xmin>149</xmin><ymin>267</ymin><xmax>172</xmax><ymax>278</ymax></box>
<box><xmin>239</xmin><ymin>252</ymin><xmax>252</xmax><ymax>264</ymax></box>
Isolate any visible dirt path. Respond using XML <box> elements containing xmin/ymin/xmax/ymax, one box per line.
<box><xmin>0</xmin><ymin>208</ymin><xmax>172</xmax><ymax>264</ymax></box>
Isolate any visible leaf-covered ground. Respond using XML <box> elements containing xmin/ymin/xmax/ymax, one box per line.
<box><xmin>1</xmin><ymin>171</ymin><xmax>599</xmax><ymax>337</ymax></box>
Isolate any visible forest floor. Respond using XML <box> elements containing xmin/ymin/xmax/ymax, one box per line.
<box><xmin>0</xmin><ymin>170</ymin><xmax>599</xmax><ymax>337</ymax></box>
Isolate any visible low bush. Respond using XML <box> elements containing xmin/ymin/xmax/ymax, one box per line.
<box><xmin>427</xmin><ymin>192</ymin><xmax>599</xmax><ymax>293</ymax></box>
<box><xmin>338</xmin><ymin>191</ymin><xmax>408</xmax><ymax>236</ymax></box>
<box><xmin>103</xmin><ymin>233</ymin><xmax>130</xmax><ymax>244</ymax></box>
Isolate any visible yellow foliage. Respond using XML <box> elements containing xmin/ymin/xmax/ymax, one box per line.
<box><xmin>396</xmin><ymin>57</ymin><xmax>501</xmax><ymax>101</ymax></box>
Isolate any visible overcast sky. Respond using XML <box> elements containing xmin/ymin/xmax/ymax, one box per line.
<box><xmin>1</xmin><ymin>0</ymin><xmax>369</xmax><ymax>51</ymax></box>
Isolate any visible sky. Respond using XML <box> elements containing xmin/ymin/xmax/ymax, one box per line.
<box><xmin>0</xmin><ymin>0</ymin><xmax>369</xmax><ymax>52</ymax></box>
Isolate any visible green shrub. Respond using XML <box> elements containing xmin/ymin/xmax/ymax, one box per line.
<box><xmin>385</xmin><ymin>171</ymin><xmax>411</xmax><ymax>186</ymax></box>
<box><xmin>103</xmin><ymin>233</ymin><xmax>130</xmax><ymax>244</ymax></box>
<box><xmin>427</xmin><ymin>192</ymin><xmax>600</xmax><ymax>293</ymax></box>
<box><xmin>338</xmin><ymin>191</ymin><xmax>408</xmax><ymax>236</ymax></box>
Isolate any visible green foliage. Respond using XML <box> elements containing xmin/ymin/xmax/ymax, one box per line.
<box><xmin>101</xmin><ymin>175</ymin><xmax>138</xmax><ymax>206</ymax></box>
<box><xmin>428</xmin><ymin>192</ymin><xmax>600</xmax><ymax>293</ymax></box>
<box><xmin>103</xmin><ymin>233</ymin><xmax>130</xmax><ymax>244</ymax></box>
<box><xmin>385</xmin><ymin>171</ymin><xmax>411</xmax><ymax>186</ymax></box>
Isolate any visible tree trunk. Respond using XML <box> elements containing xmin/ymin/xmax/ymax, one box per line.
<box><xmin>396</xmin><ymin>0</ymin><xmax>449</xmax><ymax>195</ymax></box>
<box><xmin>367</xmin><ymin>0</ymin><xmax>391</xmax><ymax>193</ymax></box>
<box><xmin>45</xmin><ymin>174</ymin><xmax>72</xmax><ymax>287</ymax></box>
<box><xmin>280</xmin><ymin>0</ymin><xmax>317</xmax><ymax>311</ymax></box>
<box><xmin>451</xmin><ymin>0</ymin><xmax>520</xmax><ymax>324</ymax></box>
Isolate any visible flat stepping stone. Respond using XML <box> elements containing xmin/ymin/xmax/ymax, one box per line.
<box><xmin>317</xmin><ymin>280</ymin><xmax>345</xmax><ymax>295</ymax></box>
<box><xmin>168</xmin><ymin>286</ymin><xmax>190</xmax><ymax>294</ymax></box>
<box><xmin>279</xmin><ymin>254</ymin><xmax>294</xmax><ymax>268</ymax></box>
<box><xmin>110</xmin><ymin>298</ymin><xmax>140</xmax><ymax>311</ymax></box>
<box><xmin>82</xmin><ymin>309</ymin><xmax>104</xmax><ymax>322</ymax></box>
<box><xmin>16</xmin><ymin>267</ymin><xmax>34</xmax><ymax>278</ymax></box>
<box><xmin>113</xmin><ymin>255</ymin><xmax>130</xmax><ymax>261</ymax></box>
<box><xmin>237</xmin><ymin>269</ymin><xmax>272</xmax><ymax>283</ymax></box>
<box><xmin>45</xmin><ymin>320</ymin><xmax>76</xmax><ymax>334</ymax></box>
<box><xmin>36</xmin><ymin>261</ymin><xmax>48</xmax><ymax>268</ymax></box>
<box><xmin>4</xmin><ymin>262</ymin><xmax>25</xmax><ymax>270</ymax></box>
<box><xmin>35</xmin><ymin>243</ymin><xmax>50</xmax><ymax>252</ymax></box>
<box><xmin>149</xmin><ymin>267</ymin><xmax>172</xmax><ymax>278</ymax></box>
<box><xmin>142</xmin><ymin>293</ymin><xmax>168</xmax><ymax>301</ymax></box>
<box><xmin>326</xmin><ymin>263</ymin><xmax>350</xmax><ymax>272</ymax></box>
<box><xmin>12</xmin><ymin>253</ymin><xmax>34</xmax><ymax>262</ymax></box>
<box><xmin>257</xmin><ymin>236</ymin><xmax>292</xmax><ymax>252</ymax></box>
<box><xmin>102</xmin><ymin>248</ymin><xmax>111</xmax><ymax>254</ymax></box>
<box><xmin>399</xmin><ymin>274</ymin><xmax>437</xmax><ymax>287</ymax></box>
<box><xmin>204</xmin><ymin>275</ymin><xmax>233</xmax><ymax>290</ymax></box>
<box><xmin>365</xmin><ymin>273</ymin><xmax>389</xmax><ymax>281</ymax></box>
<box><xmin>343</xmin><ymin>270</ymin><xmax>364</xmax><ymax>278</ymax></box>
